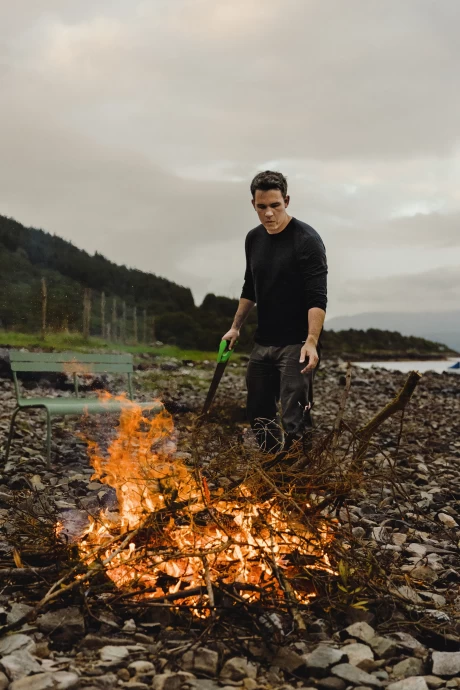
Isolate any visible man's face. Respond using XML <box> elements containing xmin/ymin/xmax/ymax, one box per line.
<box><xmin>252</xmin><ymin>189</ymin><xmax>290</xmax><ymax>233</ymax></box>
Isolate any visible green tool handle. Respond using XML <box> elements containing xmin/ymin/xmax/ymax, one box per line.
<box><xmin>217</xmin><ymin>339</ymin><xmax>237</xmax><ymax>363</ymax></box>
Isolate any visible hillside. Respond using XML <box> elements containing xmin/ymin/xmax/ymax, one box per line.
<box><xmin>0</xmin><ymin>213</ymin><xmax>456</xmax><ymax>357</ymax></box>
<box><xmin>326</xmin><ymin>310</ymin><xmax>460</xmax><ymax>352</ymax></box>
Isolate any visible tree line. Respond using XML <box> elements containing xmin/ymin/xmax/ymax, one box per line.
<box><xmin>0</xmin><ymin>214</ymin><xmax>452</xmax><ymax>355</ymax></box>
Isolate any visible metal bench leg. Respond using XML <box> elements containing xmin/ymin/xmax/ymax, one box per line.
<box><xmin>46</xmin><ymin>411</ymin><xmax>52</xmax><ymax>469</ymax></box>
<box><xmin>5</xmin><ymin>407</ymin><xmax>21</xmax><ymax>463</ymax></box>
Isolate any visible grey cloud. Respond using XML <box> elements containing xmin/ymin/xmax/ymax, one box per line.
<box><xmin>1</xmin><ymin>0</ymin><xmax>460</xmax><ymax>315</ymax></box>
<box><xmin>334</xmin><ymin>265</ymin><xmax>460</xmax><ymax>314</ymax></box>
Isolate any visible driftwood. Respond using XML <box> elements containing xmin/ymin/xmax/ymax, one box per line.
<box><xmin>355</xmin><ymin>370</ymin><xmax>422</xmax><ymax>461</ymax></box>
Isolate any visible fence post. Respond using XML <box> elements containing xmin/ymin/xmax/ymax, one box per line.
<box><xmin>143</xmin><ymin>309</ymin><xmax>147</xmax><ymax>343</ymax></box>
<box><xmin>41</xmin><ymin>277</ymin><xmax>47</xmax><ymax>340</ymax></box>
<box><xmin>83</xmin><ymin>288</ymin><xmax>92</xmax><ymax>339</ymax></box>
<box><xmin>151</xmin><ymin>315</ymin><xmax>156</xmax><ymax>344</ymax></box>
<box><xmin>111</xmin><ymin>297</ymin><xmax>117</xmax><ymax>342</ymax></box>
<box><xmin>101</xmin><ymin>291</ymin><xmax>106</xmax><ymax>339</ymax></box>
<box><xmin>122</xmin><ymin>301</ymin><xmax>127</xmax><ymax>344</ymax></box>
<box><xmin>133</xmin><ymin>306</ymin><xmax>138</xmax><ymax>344</ymax></box>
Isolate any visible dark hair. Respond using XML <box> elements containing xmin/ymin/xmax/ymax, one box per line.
<box><xmin>250</xmin><ymin>170</ymin><xmax>288</xmax><ymax>199</ymax></box>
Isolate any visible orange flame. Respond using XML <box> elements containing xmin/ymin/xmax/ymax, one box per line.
<box><xmin>79</xmin><ymin>396</ymin><xmax>335</xmax><ymax>608</ymax></box>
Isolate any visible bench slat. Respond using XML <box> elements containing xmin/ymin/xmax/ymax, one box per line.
<box><xmin>10</xmin><ymin>351</ymin><xmax>133</xmax><ymax>364</ymax></box>
<box><xmin>12</xmin><ymin>361</ymin><xmax>133</xmax><ymax>374</ymax></box>
<box><xmin>17</xmin><ymin>397</ymin><xmax>163</xmax><ymax>416</ymax></box>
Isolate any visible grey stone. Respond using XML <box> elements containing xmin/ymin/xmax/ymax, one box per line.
<box><xmin>387</xmin><ymin>678</ymin><xmax>429</xmax><ymax>690</ymax></box>
<box><xmin>393</xmin><ymin>657</ymin><xmax>424</xmax><ymax>678</ymax></box>
<box><xmin>6</xmin><ymin>603</ymin><xmax>34</xmax><ymax>626</ymax></box>
<box><xmin>406</xmin><ymin>543</ymin><xmax>428</xmax><ymax>557</ymax></box>
<box><xmin>343</xmin><ymin>642</ymin><xmax>374</xmax><ymax>666</ymax></box>
<box><xmin>37</xmin><ymin>607</ymin><xmax>85</xmax><ymax>644</ymax></box>
<box><xmin>331</xmin><ymin>663</ymin><xmax>383</xmax><ymax>687</ymax></box>
<box><xmin>53</xmin><ymin>672</ymin><xmax>81</xmax><ymax>689</ymax></box>
<box><xmin>390</xmin><ymin>633</ymin><xmax>426</xmax><ymax>653</ymax></box>
<box><xmin>128</xmin><ymin>660</ymin><xmax>155</xmax><ymax>675</ymax></box>
<box><xmin>181</xmin><ymin>647</ymin><xmax>219</xmax><ymax>677</ymax></box>
<box><xmin>342</xmin><ymin>622</ymin><xmax>376</xmax><ymax>643</ymax></box>
<box><xmin>0</xmin><ymin>634</ymin><xmax>35</xmax><ymax>656</ymax></box>
<box><xmin>432</xmin><ymin>651</ymin><xmax>460</xmax><ymax>677</ymax></box>
<box><xmin>437</xmin><ymin>513</ymin><xmax>458</xmax><ymax>528</ymax></box>
<box><xmin>0</xmin><ymin>671</ymin><xmax>8</xmax><ymax>690</ymax></box>
<box><xmin>8</xmin><ymin>674</ymin><xmax>55</xmax><ymax>690</ymax></box>
<box><xmin>152</xmin><ymin>673</ymin><xmax>196</xmax><ymax>690</ymax></box>
<box><xmin>373</xmin><ymin>670</ymin><xmax>389</xmax><ymax>680</ymax></box>
<box><xmin>99</xmin><ymin>645</ymin><xmax>131</xmax><ymax>663</ymax></box>
<box><xmin>423</xmin><ymin>676</ymin><xmax>445</xmax><ymax>689</ymax></box>
<box><xmin>0</xmin><ymin>650</ymin><xmax>42</xmax><ymax>680</ymax></box>
<box><xmin>317</xmin><ymin>677</ymin><xmax>347</xmax><ymax>690</ymax></box>
<box><xmin>303</xmin><ymin>645</ymin><xmax>347</xmax><ymax>676</ymax></box>
<box><xmin>220</xmin><ymin>657</ymin><xmax>257</xmax><ymax>682</ymax></box>
<box><xmin>8</xmin><ymin>672</ymin><xmax>79</xmax><ymax>690</ymax></box>
<box><xmin>187</xmin><ymin>680</ymin><xmax>221</xmax><ymax>690</ymax></box>
<box><xmin>369</xmin><ymin>635</ymin><xmax>401</xmax><ymax>658</ymax></box>
<box><xmin>272</xmin><ymin>647</ymin><xmax>305</xmax><ymax>673</ymax></box>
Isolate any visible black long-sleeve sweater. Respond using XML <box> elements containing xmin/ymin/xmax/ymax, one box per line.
<box><xmin>240</xmin><ymin>217</ymin><xmax>327</xmax><ymax>346</ymax></box>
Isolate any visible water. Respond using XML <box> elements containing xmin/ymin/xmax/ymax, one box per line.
<box><xmin>355</xmin><ymin>358</ymin><xmax>460</xmax><ymax>374</ymax></box>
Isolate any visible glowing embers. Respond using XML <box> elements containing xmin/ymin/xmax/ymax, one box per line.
<box><xmin>79</xmin><ymin>396</ymin><xmax>334</xmax><ymax>610</ymax></box>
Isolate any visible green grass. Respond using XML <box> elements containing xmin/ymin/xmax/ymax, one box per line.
<box><xmin>0</xmin><ymin>330</ymin><xmax>226</xmax><ymax>362</ymax></box>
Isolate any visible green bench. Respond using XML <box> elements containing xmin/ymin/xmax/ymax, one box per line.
<box><xmin>5</xmin><ymin>351</ymin><xmax>163</xmax><ymax>467</ymax></box>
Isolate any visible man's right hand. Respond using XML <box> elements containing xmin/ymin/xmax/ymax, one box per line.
<box><xmin>221</xmin><ymin>327</ymin><xmax>240</xmax><ymax>350</ymax></box>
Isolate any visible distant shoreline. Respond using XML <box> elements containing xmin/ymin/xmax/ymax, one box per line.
<box><xmin>324</xmin><ymin>352</ymin><xmax>459</xmax><ymax>362</ymax></box>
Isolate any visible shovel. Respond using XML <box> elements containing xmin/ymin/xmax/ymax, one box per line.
<box><xmin>199</xmin><ymin>339</ymin><xmax>237</xmax><ymax>421</ymax></box>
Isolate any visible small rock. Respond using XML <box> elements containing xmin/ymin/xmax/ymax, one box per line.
<box><xmin>8</xmin><ymin>671</ymin><xmax>80</xmax><ymax>690</ymax></box>
<box><xmin>0</xmin><ymin>650</ymin><xmax>42</xmax><ymax>680</ymax></box>
<box><xmin>8</xmin><ymin>675</ymin><xmax>55</xmax><ymax>690</ymax></box>
<box><xmin>0</xmin><ymin>634</ymin><xmax>35</xmax><ymax>656</ymax></box>
<box><xmin>153</xmin><ymin>673</ymin><xmax>196</xmax><ymax>690</ymax></box>
<box><xmin>438</xmin><ymin>513</ymin><xmax>458</xmax><ymax>528</ymax></box>
<box><xmin>352</xmin><ymin>527</ymin><xmax>366</xmax><ymax>538</ymax></box>
<box><xmin>331</xmin><ymin>663</ymin><xmax>382</xmax><ymax>687</ymax></box>
<box><xmin>6</xmin><ymin>603</ymin><xmax>34</xmax><ymax>625</ymax></box>
<box><xmin>423</xmin><ymin>676</ymin><xmax>445</xmax><ymax>689</ymax></box>
<box><xmin>406</xmin><ymin>543</ymin><xmax>427</xmax><ymax>558</ymax></box>
<box><xmin>341</xmin><ymin>621</ymin><xmax>376</xmax><ymax>643</ymax></box>
<box><xmin>343</xmin><ymin>642</ymin><xmax>374</xmax><ymax>666</ymax></box>
<box><xmin>37</xmin><ymin>606</ymin><xmax>85</xmax><ymax>646</ymax></box>
<box><xmin>53</xmin><ymin>672</ymin><xmax>81</xmax><ymax>689</ymax></box>
<box><xmin>181</xmin><ymin>647</ymin><xmax>219</xmax><ymax>677</ymax></box>
<box><xmin>432</xmin><ymin>651</ymin><xmax>460</xmax><ymax>677</ymax></box>
<box><xmin>303</xmin><ymin>645</ymin><xmax>347</xmax><ymax>676</ymax></box>
<box><xmin>220</xmin><ymin>657</ymin><xmax>257</xmax><ymax>682</ymax></box>
<box><xmin>0</xmin><ymin>671</ymin><xmax>8</xmax><ymax>690</ymax></box>
<box><xmin>369</xmin><ymin>635</ymin><xmax>401</xmax><ymax>658</ymax></box>
<box><xmin>387</xmin><ymin>678</ymin><xmax>429</xmax><ymax>690</ymax></box>
<box><xmin>409</xmin><ymin>565</ymin><xmax>438</xmax><ymax>583</ymax></box>
<box><xmin>128</xmin><ymin>660</ymin><xmax>155</xmax><ymax>675</ymax></box>
<box><xmin>122</xmin><ymin>619</ymin><xmax>137</xmax><ymax>633</ymax></box>
<box><xmin>272</xmin><ymin>647</ymin><xmax>304</xmax><ymax>673</ymax></box>
<box><xmin>243</xmin><ymin>679</ymin><xmax>258</xmax><ymax>690</ymax></box>
<box><xmin>393</xmin><ymin>657</ymin><xmax>424</xmax><ymax>678</ymax></box>
<box><xmin>317</xmin><ymin>678</ymin><xmax>347</xmax><ymax>690</ymax></box>
<box><xmin>117</xmin><ymin>668</ymin><xmax>131</xmax><ymax>681</ymax></box>
<box><xmin>392</xmin><ymin>534</ymin><xmax>407</xmax><ymax>546</ymax></box>
<box><xmin>390</xmin><ymin>632</ymin><xmax>426</xmax><ymax>653</ymax></box>
<box><xmin>99</xmin><ymin>645</ymin><xmax>130</xmax><ymax>663</ymax></box>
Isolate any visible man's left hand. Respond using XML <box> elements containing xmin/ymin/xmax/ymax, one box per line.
<box><xmin>300</xmin><ymin>340</ymin><xmax>319</xmax><ymax>374</ymax></box>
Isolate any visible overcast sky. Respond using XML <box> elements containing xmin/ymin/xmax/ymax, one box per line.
<box><xmin>1</xmin><ymin>0</ymin><xmax>459</xmax><ymax>319</ymax></box>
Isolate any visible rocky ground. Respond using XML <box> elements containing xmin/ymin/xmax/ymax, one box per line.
<box><xmin>0</xmin><ymin>353</ymin><xmax>460</xmax><ymax>690</ymax></box>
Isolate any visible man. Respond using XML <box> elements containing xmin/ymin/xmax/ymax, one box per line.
<box><xmin>222</xmin><ymin>170</ymin><xmax>327</xmax><ymax>455</ymax></box>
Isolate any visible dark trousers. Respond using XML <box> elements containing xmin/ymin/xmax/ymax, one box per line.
<box><xmin>246</xmin><ymin>343</ymin><xmax>316</xmax><ymax>454</ymax></box>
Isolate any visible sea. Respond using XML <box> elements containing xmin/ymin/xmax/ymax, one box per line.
<box><xmin>355</xmin><ymin>358</ymin><xmax>460</xmax><ymax>374</ymax></box>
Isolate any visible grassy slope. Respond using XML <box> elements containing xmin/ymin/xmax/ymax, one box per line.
<box><xmin>0</xmin><ymin>330</ymin><xmax>220</xmax><ymax>362</ymax></box>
